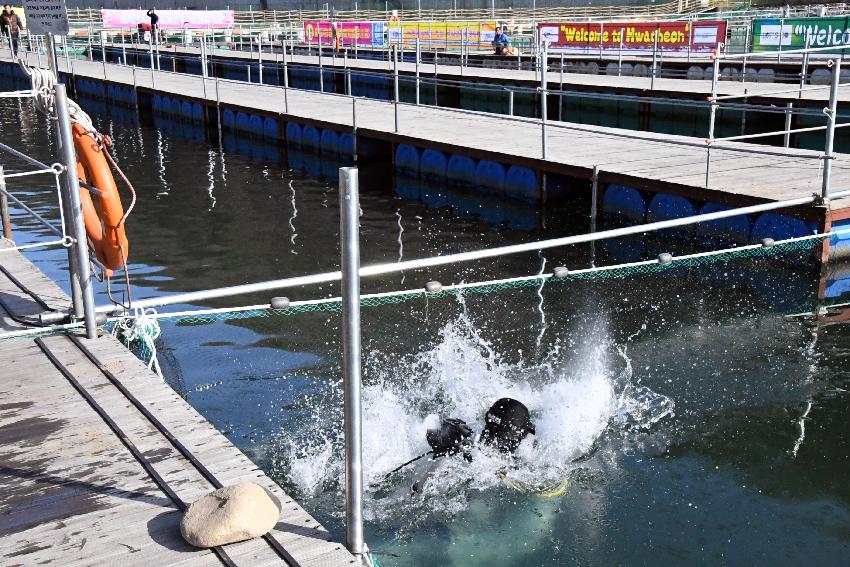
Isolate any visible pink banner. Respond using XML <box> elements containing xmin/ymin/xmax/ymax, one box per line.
<box><xmin>303</xmin><ymin>21</ymin><xmax>379</xmax><ymax>46</ymax></box>
<box><xmin>101</xmin><ymin>9</ymin><xmax>234</xmax><ymax>30</ymax></box>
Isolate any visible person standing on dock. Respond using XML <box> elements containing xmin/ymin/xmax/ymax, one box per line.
<box><xmin>1</xmin><ymin>4</ymin><xmax>24</xmax><ymax>56</ymax></box>
<box><xmin>146</xmin><ymin>8</ymin><xmax>159</xmax><ymax>44</ymax></box>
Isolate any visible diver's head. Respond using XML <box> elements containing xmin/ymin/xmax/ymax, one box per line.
<box><xmin>480</xmin><ymin>398</ymin><xmax>535</xmax><ymax>453</ymax></box>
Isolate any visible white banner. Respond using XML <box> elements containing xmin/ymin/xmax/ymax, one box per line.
<box><xmin>100</xmin><ymin>9</ymin><xmax>235</xmax><ymax>30</ymax></box>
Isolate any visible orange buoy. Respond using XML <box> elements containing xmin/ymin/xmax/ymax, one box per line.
<box><xmin>72</xmin><ymin>123</ymin><xmax>129</xmax><ymax>276</ymax></box>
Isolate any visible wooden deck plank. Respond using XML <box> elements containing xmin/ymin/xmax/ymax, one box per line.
<box><xmin>0</xmin><ymin>244</ymin><xmax>354</xmax><ymax>566</ymax></box>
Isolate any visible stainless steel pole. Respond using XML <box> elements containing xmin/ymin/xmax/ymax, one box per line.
<box><xmin>339</xmin><ymin>166</ymin><xmax>365</xmax><ymax>560</ymax></box>
<box><xmin>121</xmin><ymin>31</ymin><xmax>127</xmax><ymax>65</ymax></box>
<box><xmin>705</xmin><ymin>46</ymin><xmax>720</xmax><ymax>188</ymax></box>
<box><xmin>590</xmin><ymin>165</ymin><xmax>598</xmax><ymax>268</ymax></box>
<box><xmin>352</xmin><ymin>98</ymin><xmax>358</xmax><ymax>162</ymax></box>
<box><xmin>540</xmin><ymin>47</ymin><xmax>548</xmax><ymax>159</ymax></box>
<box><xmin>258</xmin><ymin>34</ymin><xmax>263</xmax><ymax>84</ymax></box>
<box><xmin>784</xmin><ymin>102</ymin><xmax>793</xmax><ymax>148</ymax></box>
<box><xmin>415</xmin><ymin>38</ymin><xmax>420</xmax><ymax>105</ymax></box>
<box><xmin>822</xmin><ymin>58</ymin><xmax>840</xmax><ymax>200</ymax></box>
<box><xmin>650</xmin><ymin>26</ymin><xmax>658</xmax><ymax>90</ymax></box>
<box><xmin>319</xmin><ymin>31</ymin><xmax>324</xmax><ymax>92</ymax></box>
<box><xmin>393</xmin><ymin>45</ymin><xmax>399</xmax><ymax>132</ymax></box>
<box><xmin>618</xmin><ymin>27</ymin><xmax>623</xmax><ymax>76</ymax></box>
<box><xmin>55</xmin><ymin>84</ymin><xmax>98</xmax><ymax>339</ymax></box>
<box><xmin>46</xmin><ymin>33</ymin><xmax>59</xmax><ymax>78</ymax></box>
<box><xmin>508</xmin><ymin>89</ymin><xmax>514</xmax><ymax>116</ymax></box>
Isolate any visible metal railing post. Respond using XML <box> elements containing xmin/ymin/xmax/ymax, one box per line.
<box><xmin>55</xmin><ymin>84</ymin><xmax>97</xmax><ymax>339</ymax></box>
<box><xmin>650</xmin><ymin>26</ymin><xmax>658</xmax><ymax>90</ymax></box>
<box><xmin>393</xmin><ymin>45</ymin><xmax>400</xmax><ymax>132</ymax></box>
<box><xmin>121</xmin><ymin>31</ymin><xmax>127</xmax><ymax>65</ymax></box>
<box><xmin>590</xmin><ymin>165</ymin><xmax>599</xmax><ymax>268</ymax></box>
<box><xmin>258</xmin><ymin>34</ymin><xmax>263</xmax><ymax>84</ymax></box>
<box><xmin>352</xmin><ymin>97</ymin><xmax>358</xmax><ymax>162</ymax></box>
<box><xmin>618</xmin><ymin>27</ymin><xmax>624</xmax><ymax>76</ymax></box>
<box><xmin>339</xmin><ymin>166</ymin><xmax>365</xmax><ymax>561</ymax></box>
<box><xmin>0</xmin><ymin>167</ymin><xmax>12</xmax><ymax>241</ymax></box>
<box><xmin>799</xmin><ymin>41</ymin><xmax>811</xmax><ymax>98</ymax></box>
<box><xmin>318</xmin><ymin>30</ymin><xmax>324</xmax><ymax>92</ymax></box>
<box><xmin>540</xmin><ymin>47</ymin><xmax>548</xmax><ymax>159</ymax></box>
<box><xmin>822</xmin><ymin>58</ymin><xmax>841</xmax><ymax>200</ymax></box>
<box><xmin>784</xmin><ymin>102</ymin><xmax>793</xmax><ymax>148</ymax></box>
<box><xmin>705</xmin><ymin>45</ymin><xmax>720</xmax><ymax>189</ymax></box>
<box><xmin>415</xmin><ymin>38</ymin><xmax>420</xmax><ymax>105</ymax></box>
<box><xmin>508</xmin><ymin>88</ymin><xmax>514</xmax><ymax>116</ymax></box>
<box><xmin>46</xmin><ymin>33</ymin><xmax>59</xmax><ymax>78</ymax></box>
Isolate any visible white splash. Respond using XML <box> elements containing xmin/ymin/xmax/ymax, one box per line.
<box><xmin>275</xmin><ymin>304</ymin><xmax>674</xmax><ymax>522</ymax></box>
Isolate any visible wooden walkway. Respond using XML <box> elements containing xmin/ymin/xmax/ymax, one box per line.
<box><xmin>115</xmin><ymin>43</ymin><xmax>850</xmax><ymax>104</ymax></box>
<box><xmin>0</xmin><ymin>243</ymin><xmax>354</xmax><ymax>566</ymax></box>
<box><xmin>10</xmin><ymin>52</ymin><xmax>850</xmax><ymax>210</ymax></box>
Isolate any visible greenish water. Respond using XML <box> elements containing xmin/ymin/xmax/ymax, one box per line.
<box><xmin>2</xmin><ymin>93</ymin><xmax>850</xmax><ymax>566</ymax></box>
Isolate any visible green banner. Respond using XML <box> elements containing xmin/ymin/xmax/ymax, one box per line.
<box><xmin>752</xmin><ymin>17</ymin><xmax>850</xmax><ymax>52</ymax></box>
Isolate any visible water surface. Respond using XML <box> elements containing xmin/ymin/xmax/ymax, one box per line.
<box><xmin>2</xmin><ymin>94</ymin><xmax>849</xmax><ymax>565</ymax></box>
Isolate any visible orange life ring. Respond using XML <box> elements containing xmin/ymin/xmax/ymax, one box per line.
<box><xmin>72</xmin><ymin>123</ymin><xmax>129</xmax><ymax>276</ymax></box>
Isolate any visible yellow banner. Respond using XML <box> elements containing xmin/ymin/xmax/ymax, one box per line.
<box><xmin>387</xmin><ymin>21</ymin><xmax>497</xmax><ymax>49</ymax></box>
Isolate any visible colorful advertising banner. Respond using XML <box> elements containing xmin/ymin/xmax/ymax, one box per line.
<box><xmin>752</xmin><ymin>17</ymin><xmax>850</xmax><ymax>53</ymax></box>
<box><xmin>303</xmin><ymin>21</ymin><xmax>385</xmax><ymax>47</ymax></box>
<box><xmin>536</xmin><ymin>20</ymin><xmax>726</xmax><ymax>55</ymax></box>
<box><xmin>101</xmin><ymin>9</ymin><xmax>235</xmax><ymax>30</ymax></box>
<box><xmin>387</xmin><ymin>21</ymin><xmax>497</xmax><ymax>49</ymax></box>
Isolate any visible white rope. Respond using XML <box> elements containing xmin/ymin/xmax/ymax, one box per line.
<box><xmin>28</xmin><ymin>65</ymin><xmax>96</xmax><ymax>132</ymax></box>
<box><xmin>112</xmin><ymin>307</ymin><xmax>163</xmax><ymax>379</ymax></box>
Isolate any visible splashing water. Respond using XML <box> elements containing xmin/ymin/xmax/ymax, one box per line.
<box><xmin>273</xmin><ymin>303</ymin><xmax>674</xmax><ymax>524</ymax></box>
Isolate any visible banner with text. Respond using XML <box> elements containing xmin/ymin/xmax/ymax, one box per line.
<box><xmin>303</xmin><ymin>21</ymin><xmax>385</xmax><ymax>47</ymax></box>
<box><xmin>536</xmin><ymin>20</ymin><xmax>726</xmax><ymax>55</ymax></box>
<box><xmin>752</xmin><ymin>17</ymin><xmax>850</xmax><ymax>53</ymax></box>
<box><xmin>387</xmin><ymin>21</ymin><xmax>497</xmax><ymax>49</ymax></box>
<box><xmin>101</xmin><ymin>9</ymin><xmax>235</xmax><ymax>30</ymax></box>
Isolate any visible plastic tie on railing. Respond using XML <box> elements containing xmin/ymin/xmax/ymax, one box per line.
<box><xmin>114</xmin><ymin>307</ymin><xmax>164</xmax><ymax>380</ymax></box>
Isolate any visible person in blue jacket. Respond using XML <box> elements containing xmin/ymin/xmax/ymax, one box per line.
<box><xmin>492</xmin><ymin>26</ymin><xmax>510</xmax><ymax>55</ymax></box>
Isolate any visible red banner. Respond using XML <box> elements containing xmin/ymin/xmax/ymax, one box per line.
<box><xmin>537</xmin><ymin>20</ymin><xmax>727</xmax><ymax>55</ymax></box>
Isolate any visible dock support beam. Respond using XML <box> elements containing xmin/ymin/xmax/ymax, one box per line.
<box><xmin>55</xmin><ymin>84</ymin><xmax>98</xmax><ymax>339</ymax></box>
<box><xmin>339</xmin><ymin>167</ymin><xmax>365</xmax><ymax>562</ymax></box>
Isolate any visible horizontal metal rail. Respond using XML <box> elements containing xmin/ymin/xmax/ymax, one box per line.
<box><xmin>712</xmin><ymin>121</ymin><xmax>850</xmax><ymax>143</ymax></box>
<box><xmin>0</xmin><ymin>185</ymin><xmax>64</xmax><ymax>238</ymax></box>
<box><xmin>97</xmin><ymin>189</ymin><xmax>850</xmax><ymax>313</ymax></box>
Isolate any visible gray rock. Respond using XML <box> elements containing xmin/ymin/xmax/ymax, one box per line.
<box><xmin>180</xmin><ymin>483</ymin><xmax>281</xmax><ymax>548</ymax></box>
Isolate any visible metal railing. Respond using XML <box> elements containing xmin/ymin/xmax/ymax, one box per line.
<box><xmin>0</xmin><ymin>49</ymin><xmax>98</xmax><ymax>337</ymax></box>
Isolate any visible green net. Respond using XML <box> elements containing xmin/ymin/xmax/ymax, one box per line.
<box><xmin>165</xmin><ymin>236</ymin><xmax>826</xmax><ymax>326</ymax></box>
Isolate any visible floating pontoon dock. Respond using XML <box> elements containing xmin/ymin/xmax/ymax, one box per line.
<box><xmin>5</xmin><ymin>51</ymin><xmax>850</xmax><ymax>224</ymax></box>
<box><xmin>103</xmin><ymin>43</ymin><xmax>850</xmax><ymax>105</ymax></box>
<box><xmin>0</xmin><ymin>242</ymin><xmax>355</xmax><ymax>566</ymax></box>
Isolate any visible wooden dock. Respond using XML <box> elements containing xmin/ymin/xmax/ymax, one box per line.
<box><xmin>8</xmin><ymin>52</ymin><xmax>850</xmax><ymax>215</ymax></box>
<box><xmin>111</xmin><ymin>43</ymin><xmax>850</xmax><ymax>104</ymax></box>
<box><xmin>0</xmin><ymin>242</ymin><xmax>355</xmax><ymax>566</ymax></box>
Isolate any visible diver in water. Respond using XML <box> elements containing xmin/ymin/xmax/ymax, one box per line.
<box><xmin>425</xmin><ymin>397</ymin><xmax>536</xmax><ymax>459</ymax></box>
<box><xmin>390</xmin><ymin>398</ymin><xmax>536</xmax><ymax>492</ymax></box>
